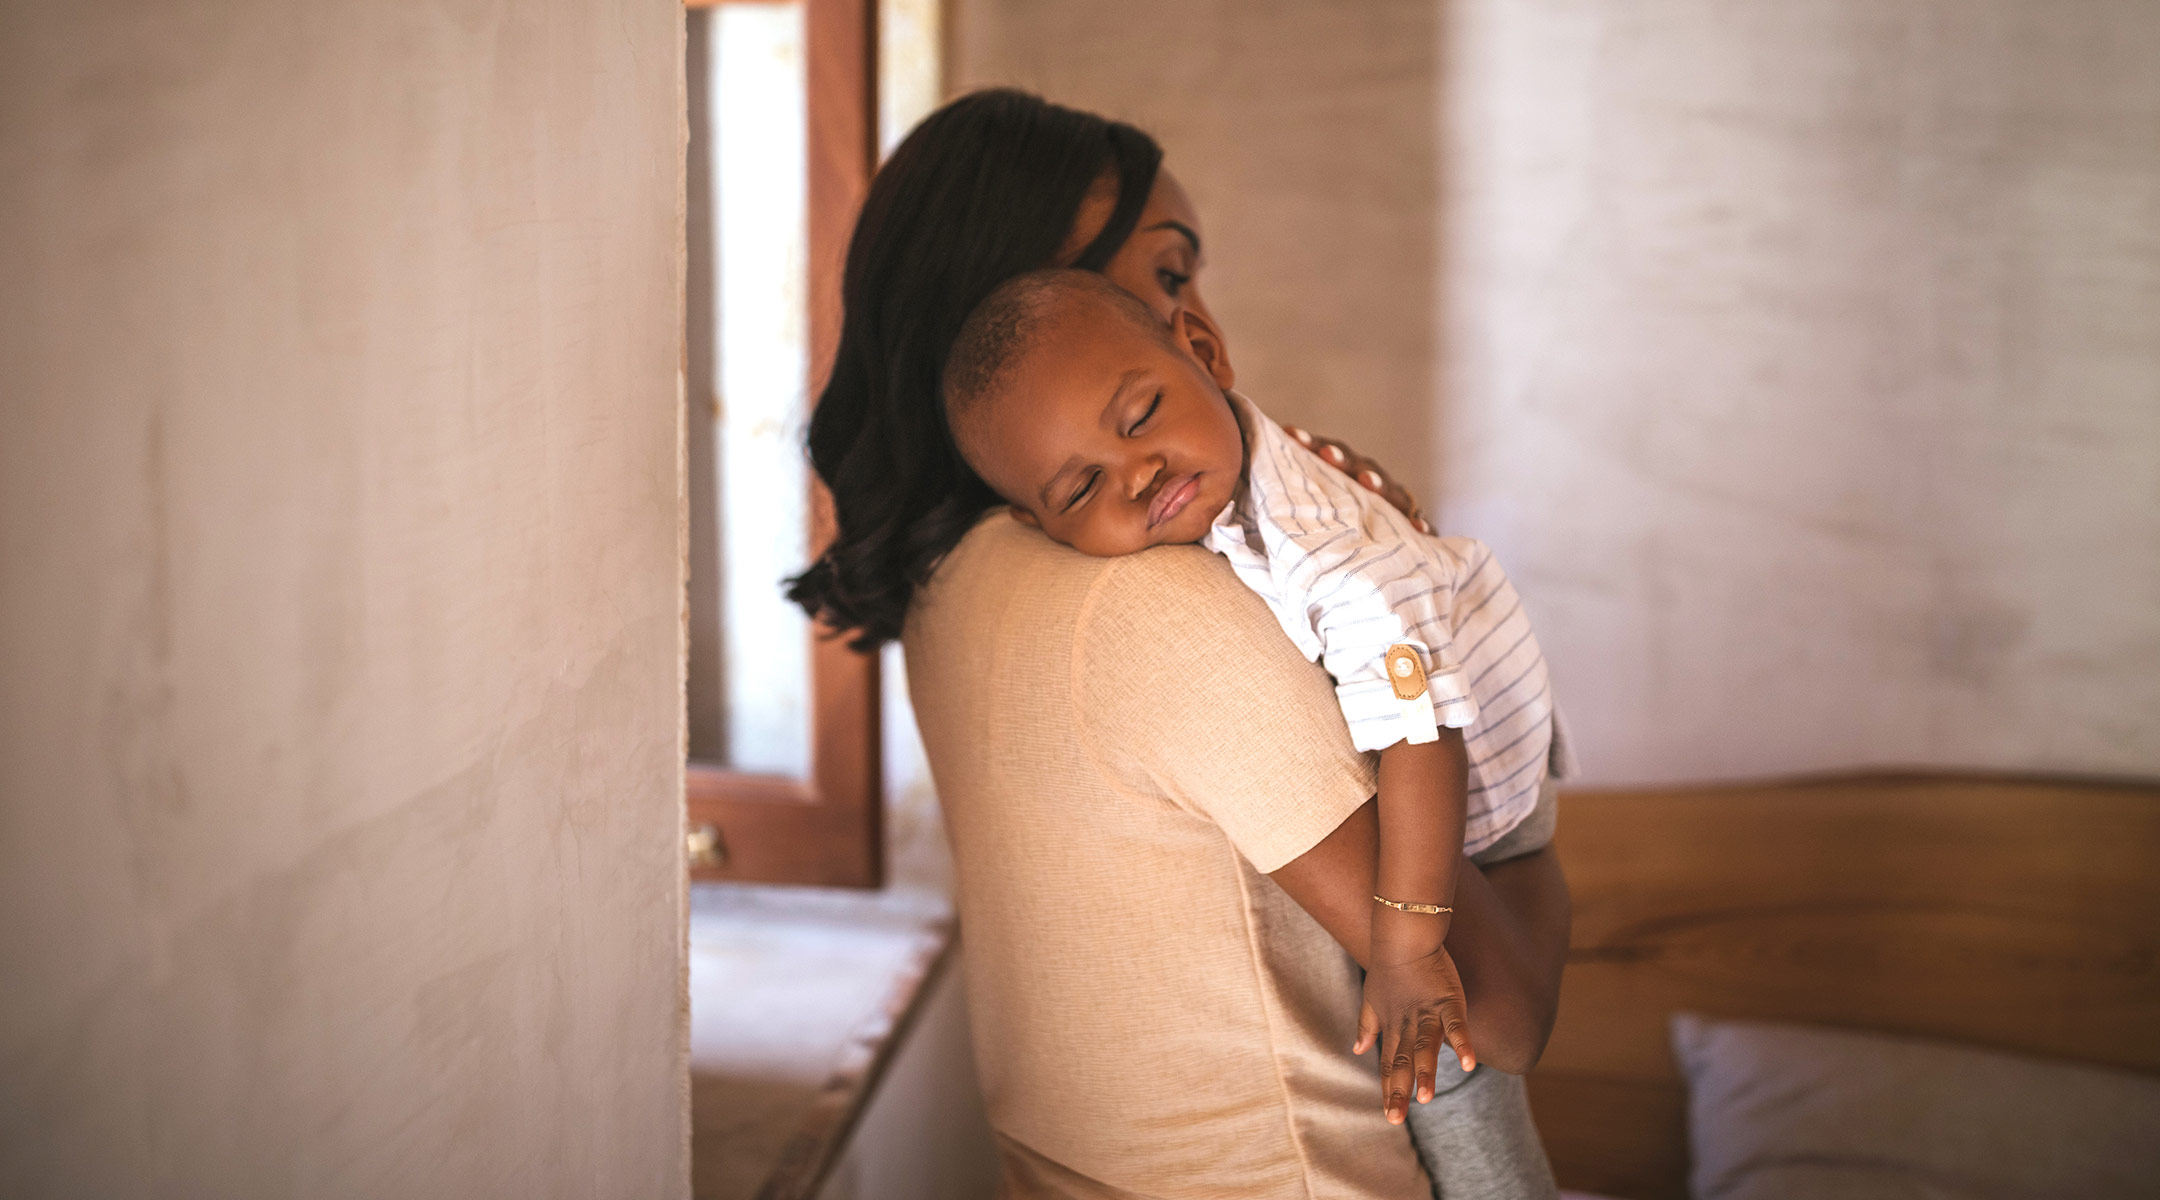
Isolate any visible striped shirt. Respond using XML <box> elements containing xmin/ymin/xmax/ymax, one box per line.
<box><xmin>1203</xmin><ymin>392</ymin><xmax>1571</xmax><ymax>853</ymax></box>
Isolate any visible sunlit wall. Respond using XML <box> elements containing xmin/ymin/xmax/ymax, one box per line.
<box><xmin>951</xmin><ymin>0</ymin><xmax>2160</xmax><ymax>784</ymax></box>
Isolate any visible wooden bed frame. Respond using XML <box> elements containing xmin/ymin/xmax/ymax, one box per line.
<box><xmin>1525</xmin><ymin>772</ymin><xmax>2160</xmax><ymax>1200</ymax></box>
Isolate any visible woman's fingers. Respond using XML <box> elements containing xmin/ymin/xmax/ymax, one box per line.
<box><xmin>1344</xmin><ymin>453</ymin><xmax>1424</xmax><ymax>527</ymax></box>
<box><xmin>1286</xmin><ymin>427</ymin><xmax>1351</xmax><ymax>470</ymax></box>
<box><xmin>1283</xmin><ymin>427</ymin><xmax>1427</xmax><ymax>526</ymax></box>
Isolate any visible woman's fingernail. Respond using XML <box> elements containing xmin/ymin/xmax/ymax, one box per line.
<box><xmin>1360</xmin><ymin>470</ymin><xmax>1382</xmax><ymax>490</ymax></box>
<box><xmin>1322</xmin><ymin>445</ymin><xmax>1345</xmax><ymax>464</ymax></box>
<box><xmin>1415</xmin><ymin>518</ymin><xmax>1431</xmax><ymax>533</ymax></box>
<box><xmin>1288</xmin><ymin>426</ymin><xmax>1312</xmax><ymax>445</ymax></box>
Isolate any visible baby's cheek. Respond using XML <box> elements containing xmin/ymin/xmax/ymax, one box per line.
<box><xmin>1079</xmin><ymin>515</ymin><xmax>1150</xmax><ymax>558</ymax></box>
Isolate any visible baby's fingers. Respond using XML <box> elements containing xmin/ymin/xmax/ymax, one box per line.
<box><xmin>1383</xmin><ymin>1018</ymin><xmax>1416</xmax><ymax>1125</ymax></box>
<box><xmin>1412</xmin><ymin>1006</ymin><xmax>1442</xmax><ymax>1105</ymax></box>
<box><xmin>1439</xmin><ymin>992</ymin><xmax>1475</xmax><ymax>1074</ymax></box>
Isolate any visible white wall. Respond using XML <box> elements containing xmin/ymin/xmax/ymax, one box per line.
<box><xmin>0</xmin><ymin>2</ymin><xmax>688</xmax><ymax>1196</ymax></box>
<box><xmin>1441</xmin><ymin>0</ymin><xmax>2160</xmax><ymax>782</ymax></box>
<box><xmin>954</xmin><ymin>0</ymin><xmax>2160</xmax><ymax>786</ymax></box>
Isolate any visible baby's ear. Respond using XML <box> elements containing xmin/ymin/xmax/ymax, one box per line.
<box><xmin>1172</xmin><ymin>308</ymin><xmax>1236</xmax><ymax>391</ymax></box>
<box><xmin>1007</xmin><ymin>506</ymin><xmax>1041</xmax><ymax>529</ymax></box>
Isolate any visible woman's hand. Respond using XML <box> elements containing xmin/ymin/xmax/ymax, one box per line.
<box><xmin>1280</xmin><ymin>425</ymin><xmax>1429</xmax><ymax>533</ymax></box>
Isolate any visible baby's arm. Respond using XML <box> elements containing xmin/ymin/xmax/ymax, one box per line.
<box><xmin>1352</xmin><ymin>730</ymin><xmax>1474</xmax><ymax>1124</ymax></box>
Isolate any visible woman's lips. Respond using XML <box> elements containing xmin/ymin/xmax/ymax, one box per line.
<box><xmin>1148</xmin><ymin>473</ymin><xmax>1201</xmax><ymax>529</ymax></box>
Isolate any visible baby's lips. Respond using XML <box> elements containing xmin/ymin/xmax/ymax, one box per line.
<box><xmin>1146</xmin><ymin>472</ymin><xmax>1200</xmax><ymax>528</ymax></box>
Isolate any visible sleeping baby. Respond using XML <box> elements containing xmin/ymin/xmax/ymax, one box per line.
<box><xmin>939</xmin><ymin>268</ymin><xmax>1572</xmax><ymax>1130</ymax></box>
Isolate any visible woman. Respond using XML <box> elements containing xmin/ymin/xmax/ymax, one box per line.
<box><xmin>791</xmin><ymin>90</ymin><xmax>1567</xmax><ymax>1199</ymax></box>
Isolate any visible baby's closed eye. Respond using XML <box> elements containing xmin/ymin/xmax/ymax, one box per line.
<box><xmin>1126</xmin><ymin>392</ymin><xmax>1161</xmax><ymax>435</ymax></box>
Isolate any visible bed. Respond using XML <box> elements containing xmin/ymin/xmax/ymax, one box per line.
<box><xmin>1527</xmin><ymin>772</ymin><xmax>2160</xmax><ymax>1200</ymax></box>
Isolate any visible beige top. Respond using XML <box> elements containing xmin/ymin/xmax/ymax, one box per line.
<box><xmin>904</xmin><ymin>515</ymin><xmax>1431</xmax><ymax>1200</ymax></box>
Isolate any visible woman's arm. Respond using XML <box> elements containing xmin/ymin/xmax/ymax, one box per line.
<box><xmin>1271</xmin><ymin>795</ymin><xmax>1571</xmax><ymax>1074</ymax></box>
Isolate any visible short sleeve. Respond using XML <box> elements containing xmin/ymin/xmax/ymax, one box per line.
<box><xmin>1232</xmin><ymin>412</ymin><xmax>1482</xmax><ymax>754</ymax></box>
<box><xmin>1315</xmin><ymin>597</ymin><xmax>1481</xmax><ymax>752</ymax></box>
<box><xmin>1072</xmin><ymin>545</ymin><xmax>1377</xmax><ymax>874</ymax></box>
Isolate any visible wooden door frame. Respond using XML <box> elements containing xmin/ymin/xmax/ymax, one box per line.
<box><xmin>685</xmin><ymin>0</ymin><xmax>883</xmax><ymax>888</ymax></box>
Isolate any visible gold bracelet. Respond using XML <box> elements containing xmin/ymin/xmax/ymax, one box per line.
<box><xmin>1372</xmin><ymin>894</ymin><xmax>1452</xmax><ymax>915</ymax></box>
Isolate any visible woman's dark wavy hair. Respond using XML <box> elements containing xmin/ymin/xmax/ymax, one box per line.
<box><xmin>784</xmin><ymin>88</ymin><xmax>1163</xmax><ymax>649</ymax></box>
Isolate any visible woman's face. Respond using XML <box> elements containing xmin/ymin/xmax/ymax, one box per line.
<box><xmin>1060</xmin><ymin>168</ymin><xmax>1218</xmax><ymax>335</ymax></box>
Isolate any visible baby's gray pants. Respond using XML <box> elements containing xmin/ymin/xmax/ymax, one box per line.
<box><xmin>1402</xmin><ymin>781</ymin><xmax>1562</xmax><ymax>1200</ymax></box>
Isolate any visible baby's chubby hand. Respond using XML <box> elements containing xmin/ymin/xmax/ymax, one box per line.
<box><xmin>1354</xmin><ymin>942</ymin><xmax>1474</xmax><ymax>1125</ymax></box>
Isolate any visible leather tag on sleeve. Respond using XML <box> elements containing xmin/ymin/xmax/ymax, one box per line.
<box><xmin>1387</xmin><ymin>645</ymin><xmax>1428</xmax><ymax>701</ymax></box>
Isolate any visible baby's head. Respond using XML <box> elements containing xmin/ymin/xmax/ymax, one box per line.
<box><xmin>942</xmin><ymin>269</ymin><xmax>1243</xmax><ymax>557</ymax></box>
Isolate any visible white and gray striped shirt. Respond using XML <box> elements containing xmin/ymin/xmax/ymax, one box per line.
<box><xmin>1203</xmin><ymin>392</ymin><xmax>1571</xmax><ymax>854</ymax></box>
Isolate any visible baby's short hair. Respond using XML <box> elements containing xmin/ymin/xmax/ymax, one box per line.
<box><xmin>941</xmin><ymin>268</ymin><xmax>1173</xmax><ymax>434</ymax></box>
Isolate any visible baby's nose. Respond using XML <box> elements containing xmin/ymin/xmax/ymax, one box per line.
<box><xmin>1125</xmin><ymin>458</ymin><xmax>1164</xmax><ymax>500</ymax></box>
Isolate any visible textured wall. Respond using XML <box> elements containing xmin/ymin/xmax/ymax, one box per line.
<box><xmin>952</xmin><ymin>0</ymin><xmax>2160</xmax><ymax>785</ymax></box>
<box><xmin>0</xmin><ymin>2</ymin><xmax>688</xmax><ymax>1196</ymax></box>
<box><xmin>1441</xmin><ymin>0</ymin><xmax>2160</xmax><ymax>782</ymax></box>
<box><xmin>950</xmin><ymin>0</ymin><xmax>1444</xmax><ymax>500</ymax></box>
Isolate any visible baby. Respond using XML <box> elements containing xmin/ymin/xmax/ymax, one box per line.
<box><xmin>940</xmin><ymin>268</ymin><xmax>1568</xmax><ymax>1125</ymax></box>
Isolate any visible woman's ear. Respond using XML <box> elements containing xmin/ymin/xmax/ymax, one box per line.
<box><xmin>1007</xmin><ymin>505</ymin><xmax>1041</xmax><ymax>529</ymax></box>
<box><xmin>1171</xmin><ymin>307</ymin><xmax>1236</xmax><ymax>391</ymax></box>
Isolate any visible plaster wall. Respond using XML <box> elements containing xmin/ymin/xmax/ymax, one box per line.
<box><xmin>1442</xmin><ymin>0</ymin><xmax>2160</xmax><ymax>781</ymax></box>
<box><xmin>951</xmin><ymin>0</ymin><xmax>2160</xmax><ymax>784</ymax></box>
<box><xmin>0</xmin><ymin>2</ymin><xmax>688</xmax><ymax>1195</ymax></box>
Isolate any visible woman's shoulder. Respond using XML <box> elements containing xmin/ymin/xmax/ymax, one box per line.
<box><xmin>903</xmin><ymin>512</ymin><xmax>1108</xmax><ymax>647</ymax></box>
<box><xmin>907</xmin><ymin>511</ymin><xmax>1270</xmax><ymax>651</ymax></box>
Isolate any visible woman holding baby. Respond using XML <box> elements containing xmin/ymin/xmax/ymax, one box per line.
<box><xmin>789</xmin><ymin>90</ymin><xmax>1569</xmax><ymax>1200</ymax></box>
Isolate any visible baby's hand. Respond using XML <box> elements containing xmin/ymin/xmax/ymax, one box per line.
<box><xmin>1354</xmin><ymin>946</ymin><xmax>1474</xmax><ymax>1124</ymax></box>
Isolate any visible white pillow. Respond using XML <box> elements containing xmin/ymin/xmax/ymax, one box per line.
<box><xmin>1671</xmin><ymin>1012</ymin><xmax>2160</xmax><ymax>1200</ymax></box>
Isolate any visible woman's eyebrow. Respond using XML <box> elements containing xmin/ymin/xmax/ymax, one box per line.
<box><xmin>1142</xmin><ymin>220</ymin><xmax>1201</xmax><ymax>256</ymax></box>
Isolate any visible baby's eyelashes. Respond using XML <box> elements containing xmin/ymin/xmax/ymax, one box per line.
<box><xmin>1125</xmin><ymin>392</ymin><xmax>1162</xmax><ymax>435</ymax></box>
<box><xmin>1064</xmin><ymin>470</ymin><xmax>1100</xmax><ymax>511</ymax></box>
